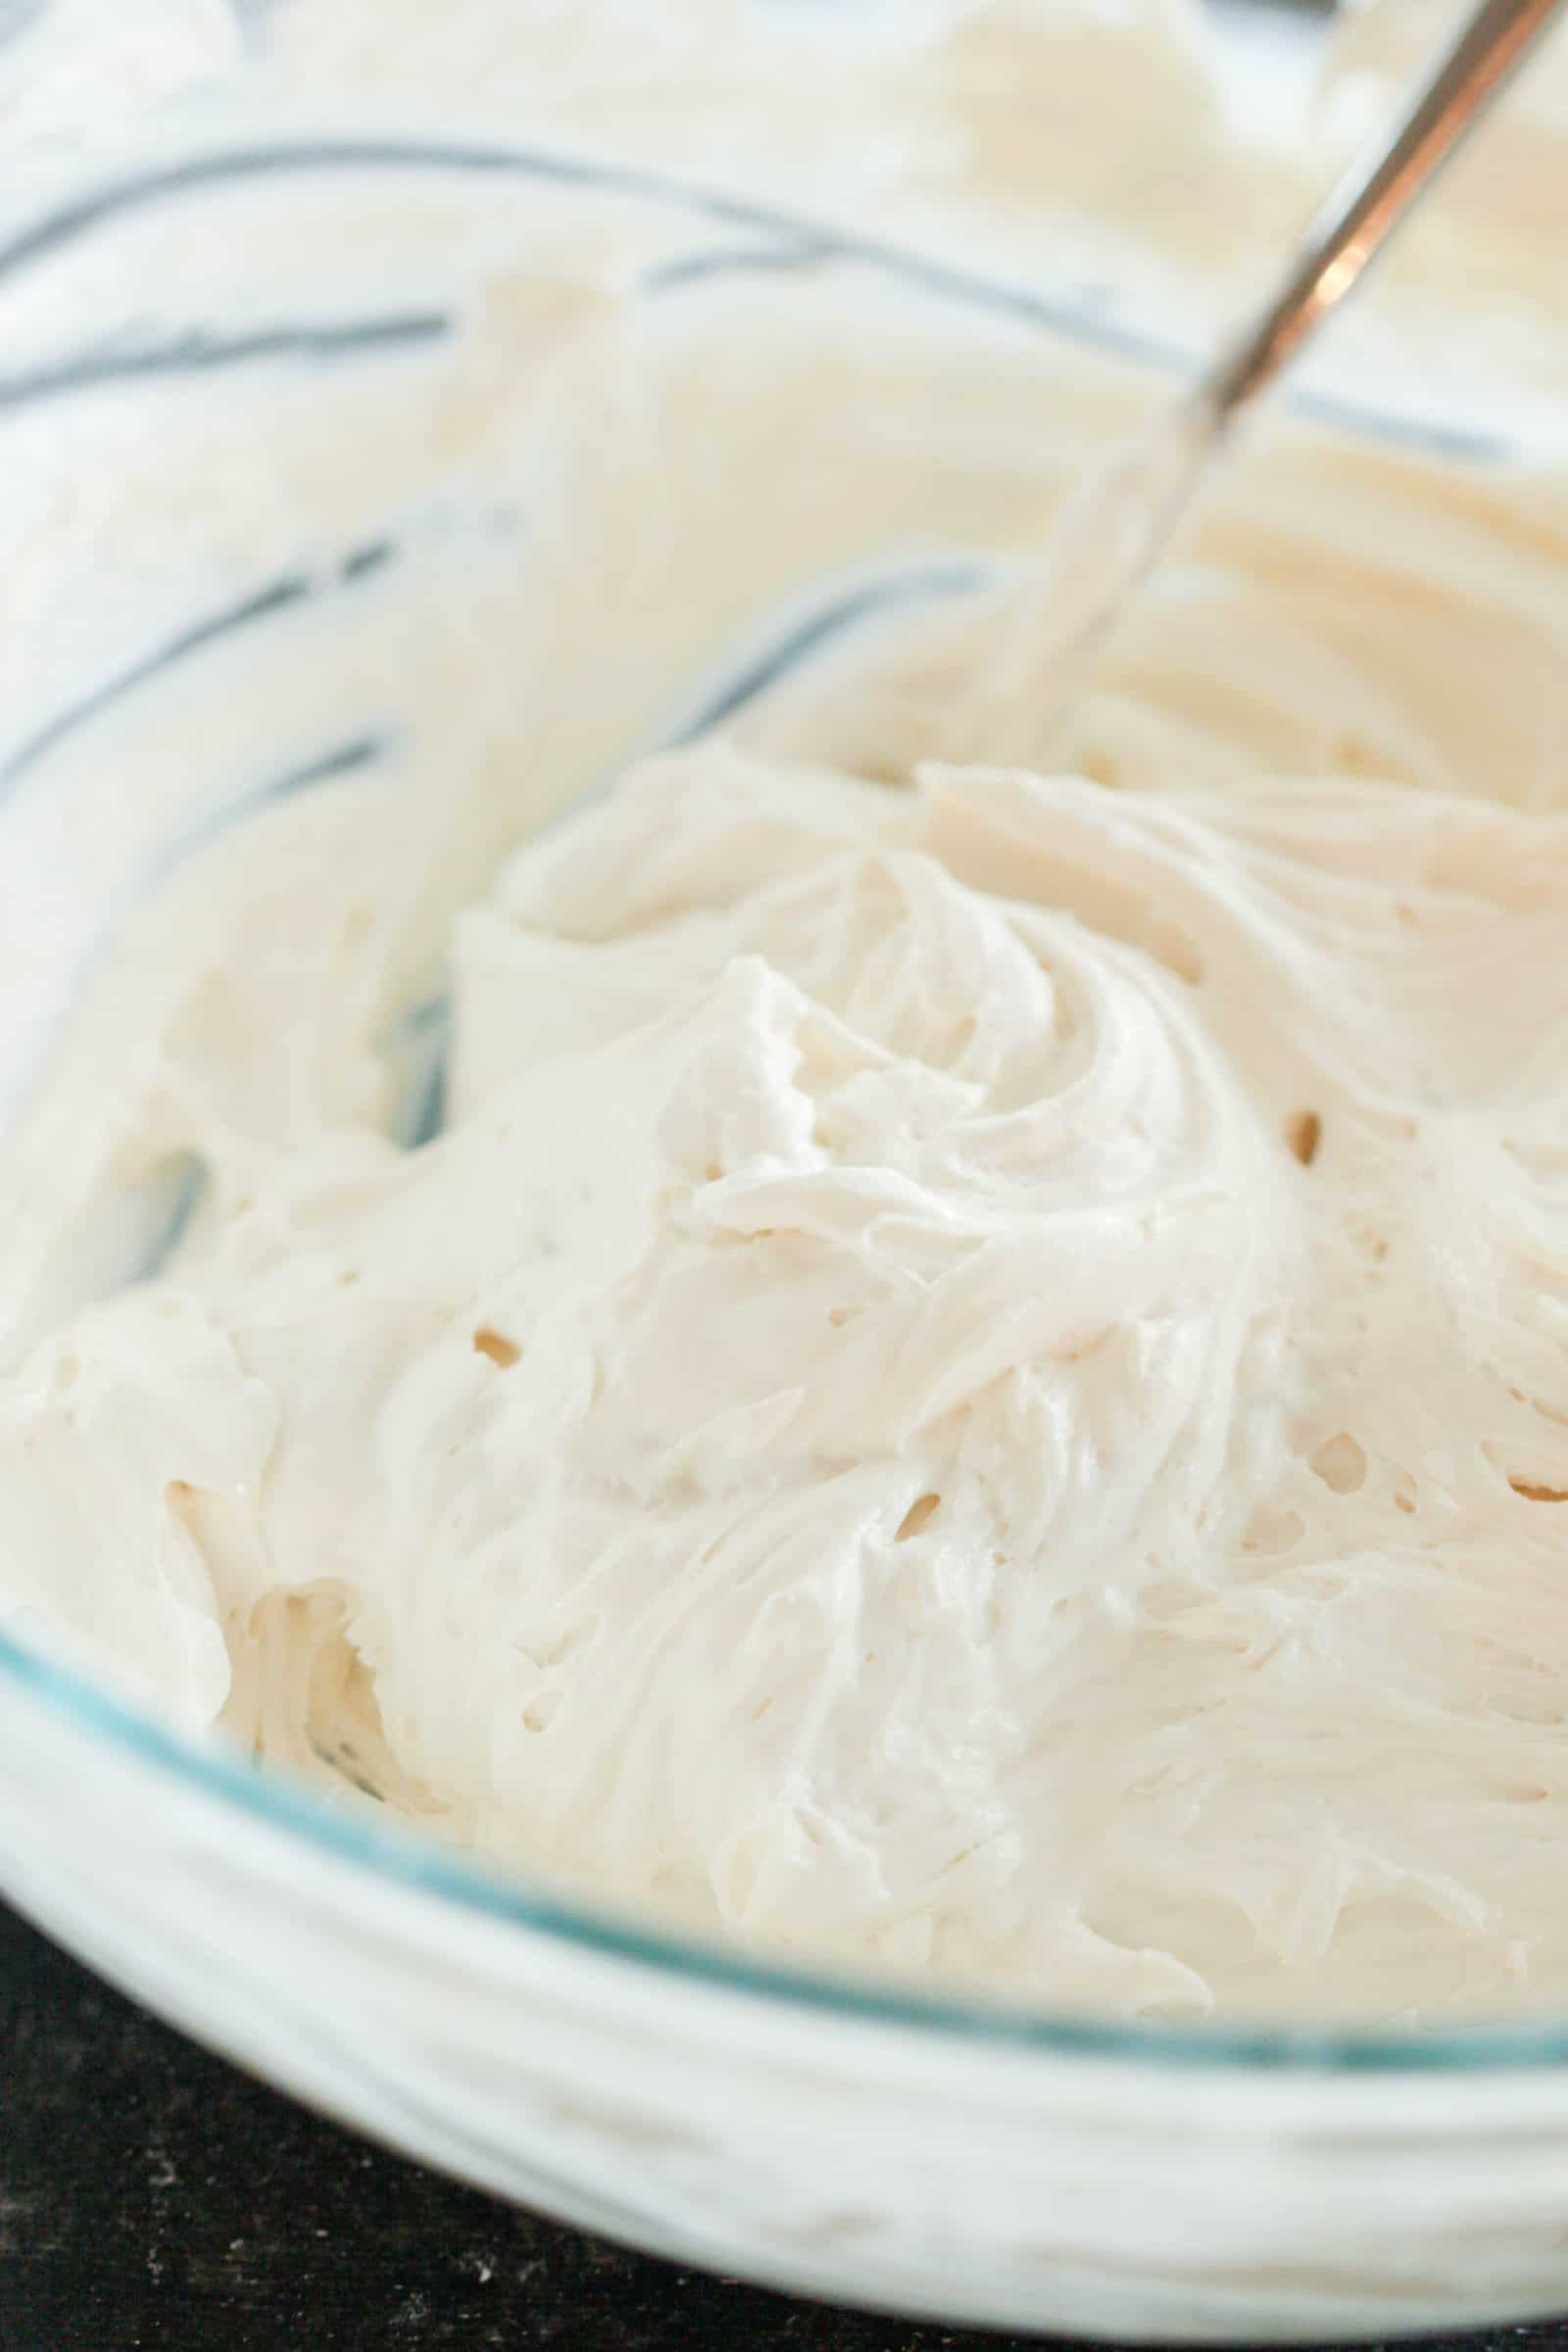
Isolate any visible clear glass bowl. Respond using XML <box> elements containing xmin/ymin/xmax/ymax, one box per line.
<box><xmin>4</xmin><ymin>120</ymin><xmax>1568</xmax><ymax>2345</ymax></box>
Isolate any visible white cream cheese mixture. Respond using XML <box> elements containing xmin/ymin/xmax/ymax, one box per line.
<box><xmin>2</xmin><ymin>0</ymin><xmax>1568</xmax><ymax>2025</ymax></box>
<box><xmin>5</xmin><ymin>728</ymin><xmax>1568</xmax><ymax>2022</ymax></box>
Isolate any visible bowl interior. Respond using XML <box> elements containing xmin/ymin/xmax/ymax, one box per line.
<box><xmin>2</xmin><ymin>128</ymin><xmax>1563</xmax><ymax>2073</ymax></box>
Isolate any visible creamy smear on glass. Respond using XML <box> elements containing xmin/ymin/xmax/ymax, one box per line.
<box><xmin>2</xmin><ymin>0</ymin><xmax>1567</xmax><ymax>2026</ymax></box>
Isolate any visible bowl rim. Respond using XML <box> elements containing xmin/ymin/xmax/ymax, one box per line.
<box><xmin>12</xmin><ymin>1613</ymin><xmax>1568</xmax><ymax>2076</ymax></box>
<box><xmin>0</xmin><ymin>127</ymin><xmax>1550</xmax><ymax>2078</ymax></box>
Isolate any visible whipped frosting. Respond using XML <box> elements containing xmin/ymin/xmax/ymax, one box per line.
<box><xmin>3</xmin><ymin>0</ymin><xmax>1568</xmax><ymax>2025</ymax></box>
<box><xmin>4</xmin><ymin>727</ymin><xmax>1567</xmax><ymax>2023</ymax></box>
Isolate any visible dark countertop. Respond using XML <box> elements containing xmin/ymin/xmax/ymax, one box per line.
<box><xmin>2</xmin><ymin>1896</ymin><xmax>1566</xmax><ymax>2352</ymax></box>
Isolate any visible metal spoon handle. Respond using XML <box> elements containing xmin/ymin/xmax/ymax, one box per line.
<box><xmin>946</xmin><ymin>0</ymin><xmax>1566</xmax><ymax>770</ymax></box>
<box><xmin>1206</xmin><ymin>0</ymin><xmax>1565</xmax><ymax>421</ymax></box>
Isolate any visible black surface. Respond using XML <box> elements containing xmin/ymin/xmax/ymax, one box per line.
<box><xmin>1</xmin><ymin>1895</ymin><xmax>1565</xmax><ymax>2352</ymax></box>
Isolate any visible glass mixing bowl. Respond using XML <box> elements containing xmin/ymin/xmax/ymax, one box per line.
<box><xmin>4</xmin><ymin>118</ymin><xmax>1568</xmax><ymax>2347</ymax></box>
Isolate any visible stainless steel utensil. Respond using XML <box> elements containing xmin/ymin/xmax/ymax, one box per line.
<box><xmin>972</xmin><ymin>0</ymin><xmax>1566</xmax><ymax>736</ymax></box>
